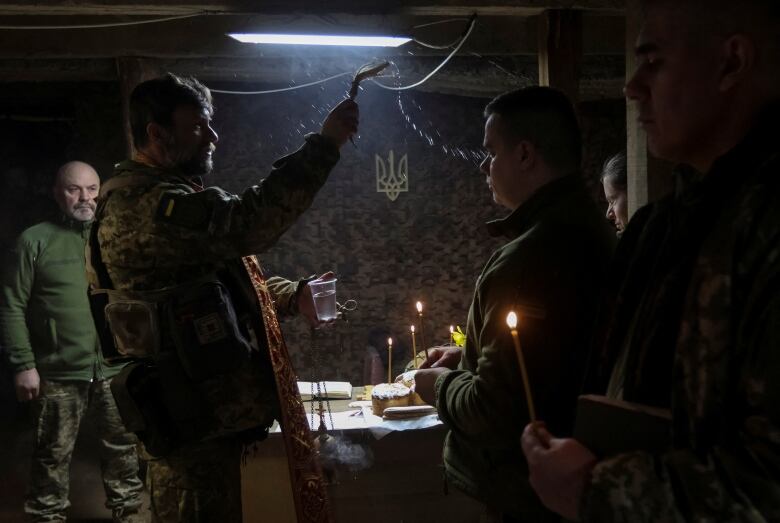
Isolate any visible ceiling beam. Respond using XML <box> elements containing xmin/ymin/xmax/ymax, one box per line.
<box><xmin>0</xmin><ymin>1</ymin><xmax>624</xmax><ymax>17</ymax></box>
<box><xmin>0</xmin><ymin>14</ymin><xmax>623</xmax><ymax>59</ymax></box>
<box><xmin>0</xmin><ymin>55</ymin><xmax>624</xmax><ymax>100</ymax></box>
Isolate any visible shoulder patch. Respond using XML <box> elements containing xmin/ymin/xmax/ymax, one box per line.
<box><xmin>155</xmin><ymin>192</ymin><xmax>210</xmax><ymax>229</ymax></box>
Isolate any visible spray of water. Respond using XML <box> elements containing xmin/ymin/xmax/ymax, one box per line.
<box><xmin>380</xmin><ymin>61</ymin><xmax>484</xmax><ymax>167</ymax></box>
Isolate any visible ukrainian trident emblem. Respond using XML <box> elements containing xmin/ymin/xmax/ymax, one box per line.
<box><xmin>375</xmin><ymin>150</ymin><xmax>408</xmax><ymax>201</ymax></box>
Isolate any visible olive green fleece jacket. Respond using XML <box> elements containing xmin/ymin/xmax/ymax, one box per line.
<box><xmin>1</xmin><ymin>217</ymin><xmax>121</xmax><ymax>381</ymax></box>
<box><xmin>434</xmin><ymin>175</ymin><xmax>615</xmax><ymax>520</ymax></box>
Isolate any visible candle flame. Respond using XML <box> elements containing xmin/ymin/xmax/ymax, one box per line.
<box><xmin>416</xmin><ymin>301</ymin><xmax>423</xmax><ymax>313</ymax></box>
<box><xmin>387</xmin><ymin>337</ymin><xmax>393</xmax><ymax>346</ymax></box>
<box><xmin>449</xmin><ymin>325</ymin><xmax>454</xmax><ymax>333</ymax></box>
<box><xmin>410</xmin><ymin>325</ymin><xmax>415</xmax><ymax>333</ymax></box>
<box><xmin>506</xmin><ymin>311</ymin><xmax>518</xmax><ymax>329</ymax></box>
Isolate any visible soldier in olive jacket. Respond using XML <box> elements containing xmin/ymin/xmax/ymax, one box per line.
<box><xmin>1</xmin><ymin>162</ymin><xmax>143</xmax><ymax>522</ymax></box>
<box><xmin>415</xmin><ymin>87</ymin><xmax>615</xmax><ymax>521</ymax></box>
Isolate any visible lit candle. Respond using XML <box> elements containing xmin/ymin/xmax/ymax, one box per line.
<box><xmin>416</xmin><ymin>301</ymin><xmax>428</xmax><ymax>359</ymax></box>
<box><xmin>506</xmin><ymin>311</ymin><xmax>536</xmax><ymax>422</ymax></box>
<box><xmin>410</xmin><ymin>325</ymin><xmax>418</xmax><ymax>369</ymax></box>
<box><xmin>449</xmin><ymin>325</ymin><xmax>455</xmax><ymax>345</ymax></box>
<box><xmin>387</xmin><ymin>337</ymin><xmax>393</xmax><ymax>384</ymax></box>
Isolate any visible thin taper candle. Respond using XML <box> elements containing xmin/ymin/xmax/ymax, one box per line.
<box><xmin>506</xmin><ymin>311</ymin><xmax>536</xmax><ymax>422</ymax></box>
<box><xmin>410</xmin><ymin>325</ymin><xmax>418</xmax><ymax>369</ymax></box>
<box><xmin>449</xmin><ymin>325</ymin><xmax>454</xmax><ymax>345</ymax></box>
<box><xmin>387</xmin><ymin>337</ymin><xmax>393</xmax><ymax>384</ymax></box>
<box><xmin>416</xmin><ymin>301</ymin><xmax>428</xmax><ymax>359</ymax></box>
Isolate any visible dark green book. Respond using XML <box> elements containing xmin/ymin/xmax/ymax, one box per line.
<box><xmin>573</xmin><ymin>394</ymin><xmax>672</xmax><ymax>458</ymax></box>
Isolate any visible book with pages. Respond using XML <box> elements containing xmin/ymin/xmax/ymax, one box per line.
<box><xmin>297</xmin><ymin>381</ymin><xmax>353</xmax><ymax>400</ymax></box>
<box><xmin>573</xmin><ymin>394</ymin><xmax>672</xmax><ymax>458</ymax></box>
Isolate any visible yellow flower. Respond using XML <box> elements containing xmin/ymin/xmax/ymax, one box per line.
<box><xmin>452</xmin><ymin>326</ymin><xmax>466</xmax><ymax>347</ymax></box>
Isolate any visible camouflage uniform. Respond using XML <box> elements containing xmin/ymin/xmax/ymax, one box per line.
<box><xmin>95</xmin><ymin>133</ymin><xmax>339</xmax><ymax>522</ymax></box>
<box><xmin>28</xmin><ymin>380</ymin><xmax>143</xmax><ymax>523</ymax></box>
<box><xmin>581</xmin><ymin>106</ymin><xmax>780</xmax><ymax>520</ymax></box>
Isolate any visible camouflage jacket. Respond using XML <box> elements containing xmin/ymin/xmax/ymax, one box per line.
<box><xmin>93</xmin><ymin>133</ymin><xmax>339</xmax><ymax>447</ymax></box>
<box><xmin>582</xmin><ymin>108</ymin><xmax>780</xmax><ymax>521</ymax></box>
<box><xmin>434</xmin><ymin>175</ymin><xmax>615</xmax><ymax>519</ymax></box>
<box><xmin>97</xmin><ymin>133</ymin><xmax>338</xmax><ymax>296</ymax></box>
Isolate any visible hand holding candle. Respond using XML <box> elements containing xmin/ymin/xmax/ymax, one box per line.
<box><xmin>387</xmin><ymin>337</ymin><xmax>393</xmax><ymax>383</ymax></box>
<box><xmin>507</xmin><ymin>311</ymin><xmax>536</xmax><ymax>422</ymax></box>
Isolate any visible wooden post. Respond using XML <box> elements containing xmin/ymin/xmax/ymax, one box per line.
<box><xmin>116</xmin><ymin>57</ymin><xmax>160</xmax><ymax>157</ymax></box>
<box><xmin>538</xmin><ymin>9</ymin><xmax>583</xmax><ymax>106</ymax></box>
<box><xmin>624</xmin><ymin>0</ymin><xmax>648</xmax><ymax>217</ymax></box>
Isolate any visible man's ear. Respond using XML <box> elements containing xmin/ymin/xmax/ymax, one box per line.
<box><xmin>146</xmin><ymin>122</ymin><xmax>170</xmax><ymax>145</ymax></box>
<box><xmin>513</xmin><ymin>140</ymin><xmax>536</xmax><ymax>171</ymax></box>
<box><xmin>718</xmin><ymin>33</ymin><xmax>755</xmax><ymax>92</ymax></box>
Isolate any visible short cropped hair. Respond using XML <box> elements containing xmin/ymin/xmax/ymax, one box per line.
<box><xmin>129</xmin><ymin>73</ymin><xmax>214</xmax><ymax>149</ymax></box>
<box><xmin>484</xmin><ymin>87</ymin><xmax>582</xmax><ymax>175</ymax></box>
<box><xmin>600</xmin><ymin>152</ymin><xmax>627</xmax><ymax>190</ymax></box>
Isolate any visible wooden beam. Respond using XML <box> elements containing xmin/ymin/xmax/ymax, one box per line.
<box><xmin>537</xmin><ymin>9</ymin><xmax>583</xmax><ymax>104</ymax></box>
<box><xmin>0</xmin><ymin>13</ymin><xmax>625</xmax><ymax>60</ymax></box>
<box><xmin>0</xmin><ymin>14</ymin><xmax>538</xmax><ymax>59</ymax></box>
<box><xmin>0</xmin><ymin>55</ymin><xmax>626</xmax><ymax>99</ymax></box>
<box><xmin>624</xmin><ymin>0</ymin><xmax>647</xmax><ymax>216</ymax></box>
<box><xmin>0</xmin><ymin>1</ymin><xmax>625</xmax><ymax>17</ymax></box>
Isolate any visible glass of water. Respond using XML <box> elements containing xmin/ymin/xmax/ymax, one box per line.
<box><xmin>308</xmin><ymin>278</ymin><xmax>338</xmax><ymax>321</ymax></box>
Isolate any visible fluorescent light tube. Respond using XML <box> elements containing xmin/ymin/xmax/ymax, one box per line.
<box><xmin>228</xmin><ymin>33</ymin><xmax>411</xmax><ymax>47</ymax></box>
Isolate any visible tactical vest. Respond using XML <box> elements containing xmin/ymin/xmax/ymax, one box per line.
<box><xmin>87</xmin><ymin>174</ymin><xmax>278</xmax><ymax>457</ymax></box>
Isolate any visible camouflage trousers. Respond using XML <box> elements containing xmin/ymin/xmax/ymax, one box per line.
<box><xmin>146</xmin><ymin>437</ymin><xmax>242</xmax><ymax>522</ymax></box>
<box><xmin>25</xmin><ymin>379</ymin><xmax>144</xmax><ymax>522</ymax></box>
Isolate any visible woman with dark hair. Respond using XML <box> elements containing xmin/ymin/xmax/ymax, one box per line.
<box><xmin>600</xmin><ymin>152</ymin><xmax>628</xmax><ymax>236</ymax></box>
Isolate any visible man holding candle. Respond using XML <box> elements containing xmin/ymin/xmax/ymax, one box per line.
<box><xmin>521</xmin><ymin>1</ymin><xmax>780</xmax><ymax>521</ymax></box>
<box><xmin>414</xmin><ymin>87</ymin><xmax>614</xmax><ymax>521</ymax></box>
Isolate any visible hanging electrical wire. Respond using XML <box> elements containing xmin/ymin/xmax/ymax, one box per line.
<box><xmin>0</xmin><ymin>12</ymin><xmax>207</xmax><ymax>30</ymax></box>
<box><xmin>1</xmin><ymin>10</ymin><xmax>478</xmax><ymax>96</ymax></box>
<box><xmin>211</xmin><ymin>15</ymin><xmax>476</xmax><ymax>95</ymax></box>
<box><xmin>411</xmin><ymin>16</ymin><xmax>474</xmax><ymax>49</ymax></box>
<box><xmin>412</xmin><ymin>18</ymin><xmax>473</xmax><ymax>29</ymax></box>
<box><xmin>369</xmin><ymin>14</ymin><xmax>476</xmax><ymax>91</ymax></box>
<box><xmin>210</xmin><ymin>15</ymin><xmax>476</xmax><ymax>95</ymax></box>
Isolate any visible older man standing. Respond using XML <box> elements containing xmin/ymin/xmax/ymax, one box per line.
<box><xmin>1</xmin><ymin>161</ymin><xmax>143</xmax><ymax>522</ymax></box>
<box><xmin>522</xmin><ymin>1</ymin><xmax>780</xmax><ymax>521</ymax></box>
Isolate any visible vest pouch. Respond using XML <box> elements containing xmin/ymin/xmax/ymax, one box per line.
<box><xmin>105</xmin><ymin>298</ymin><xmax>160</xmax><ymax>359</ymax></box>
<box><xmin>110</xmin><ymin>361</ymin><xmax>179</xmax><ymax>457</ymax></box>
<box><xmin>89</xmin><ymin>290</ymin><xmax>126</xmax><ymax>363</ymax></box>
<box><xmin>168</xmin><ymin>280</ymin><xmax>252</xmax><ymax>381</ymax></box>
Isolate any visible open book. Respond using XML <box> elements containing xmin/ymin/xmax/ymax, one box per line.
<box><xmin>297</xmin><ymin>381</ymin><xmax>353</xmax><ymax>400</ymax></box>
<box><xmin>573</xmin><ymin>394</ymin><xmax>672</xmax><ymax>458</ymax></box>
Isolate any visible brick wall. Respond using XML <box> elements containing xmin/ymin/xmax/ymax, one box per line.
<box><xmin>0</xmin><ymin>80</ymin><xmax>626</xmax><ymax>385</ymax></box>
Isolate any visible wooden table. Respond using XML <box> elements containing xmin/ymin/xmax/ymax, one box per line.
<box><xmin>241</xmin><ymin>387</ymin><xmax>485</xmax><ymax>522</ymax></box>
